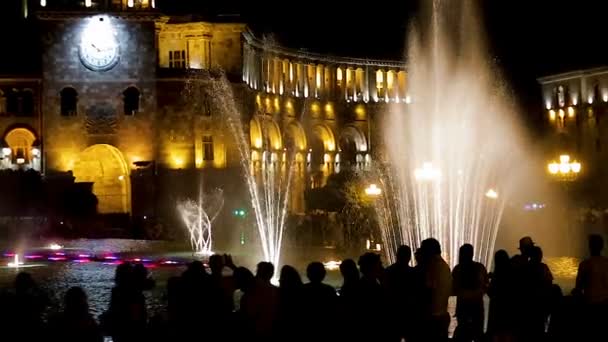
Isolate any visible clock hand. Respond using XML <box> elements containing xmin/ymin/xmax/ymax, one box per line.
<box><xmin>91</xmin><ymin>43</ymin><xmax>101</xmax><ymax>53</ymax></box>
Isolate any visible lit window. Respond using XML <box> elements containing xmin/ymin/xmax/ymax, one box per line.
<box><xmin>60</xmin><ymin>87</ymin><xmax>78</xmax><ymax>116</ymax></box>
<box><xmin>123</xmin><ymin>87</ymin><xmax>140</xmax><ymax>115</ymax></box>
<box><xmin>203</xmin><ymin>136</ymin><xmax>214</xmax><ymax>161</ymax></box>
<box><xmin>169</xmin><ymin>50</ymin><xmax>186</xmax><ymax>69</ymax></box>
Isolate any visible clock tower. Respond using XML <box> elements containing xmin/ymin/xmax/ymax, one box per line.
<box><xmin>39</xmin><ymin>2</ymin><xmax>158</xmax><ymax>213</ymax></box>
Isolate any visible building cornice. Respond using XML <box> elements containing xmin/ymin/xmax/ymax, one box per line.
<box><xmin>537</xmin><ymin>66</ymin><xmax>608</xmax><ymax>84</ymax></box>
<box><xmin>36</xmin><ymin>11</ymin><xmax>160</xmax><ymax>22</ymax></box>
<box><xmin>243</xmin><ymin>29</ymin><xmax>406</xmax><ymax>69</ymax></box>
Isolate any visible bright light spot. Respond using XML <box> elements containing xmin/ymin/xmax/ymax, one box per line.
<box><xmin>604</xmin><ymin>94</ymin><xmax>608</xmax><ymax>102</ymax></box>
<box><xmin>143</xmin><ymin>215</ymin><xmax>147</xmax><ymax>220</ymax></box>
<box><xmin>548</xmin><ymin>163</ymin><xmax>559</xmax><ymax>174</ymax></box>
<box><xmin>173</xmin><ymin>157</ymin><xmax>184</xmax><ymax>168</ymax></box>
<box><xmin>8</xmin><ymin>254</ymin><xmax>23</xmax><ymax>268</ymax></box>
<box><xmin>571</xmin><ymin>161</ymin><xmax>581</xmax><ymax>173</ymax></box>
<box><xmin>365</xmin><ymin>184</ymin><xmax>382</xmax><ymax>196</ymax></box>
<box><xmin>118</xmin><ymin>175</ymin><xmax>125</xmax><ymax>181</ymax></box>
<box><xmin>85</xmin><ymin>0</ymin><xmax>91</xmax><ymax>7</ymax></box>
<box><xmin>16</xmin><ymin>158</ymin><xmax>25</xmax><ymax>164</ymax></box>
<box><xmin>40</xmin><ymin>0</ymin><xmax>46</xmax><ymax>7</ymax></box>
<box><xmin>567</xmin><ymin>107</ymin><xmax>575</xmax><ymax>117</ymax></box>
<box><xmin>323</xmin><ymin>260</ymin><xmax>342</xmax><ymax>271</ymax></box>
<box><xmin>323</xmin><ymin>153</ymin><xmax>331</xmax><ymax>163</ymax></box>
<box><xmin>549</xmin><ymin>110</ymin><xmax>556</xmax><ymax>120</ymax></box>
<box><xmin>588</xmin><ymin>95</ymin><xmax>594</xmax><ymax>104</ymax></box>
<box><xmin>572</xmin><ymin>97</ymin><xmax>578</xmax><ymax>105</ymax></box>
<box><xmin>405</xmin><ymin>95</ymin><xmax>412</xmax><ymax>104</ymax></box>
<box><xmin>559</xmin><ymin>163</ymin><xmax>570</xmax><ymax>174</ymax></box>
<box><xmin>545</xmin><ymin>101</ymin><xmax>552</xmax><ymax>110</ymax></box>
<box><xmin>559</xmin><ymin>155</ymin><xmax>570</xmax><ymax>163</ymax></box>
<box><xmin>558</xmin><ymin>109</ymin><xmax>565</xmax><ymax>119</ymax></box>
<box><xmin>414</xmin><ymin>162</ymin><xmax>441</xmax><ymax>181</ymax></box>
<box><xmin>2</xmin><ymin>148</ymin><xmax>11</xmax><ymax>156</ymax></box>
<box><xmin>128</xmin><ymin>0</ymin><xmax>134</xmax><ymax>7</ymax></box>
<box><xmin>32</xmin><ymin>148</ymin><xmax>40</xmax><ymax>157</ymax></box>
<box><xmin>48</xmin><ymin>243</ymin><xmax>63</xmax><ymax>251</ymax></box>
<box><xmin>485</xmin><ymin>189</ymin><xmax>498</xmax><ymax>199</ymax></box>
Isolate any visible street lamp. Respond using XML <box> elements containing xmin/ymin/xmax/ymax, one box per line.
<box><xmin>365</xmin><ymin>184</ymin><xmax>382</xmax><ymax>197</ymax></box>
<box><xmin>414</xmin><ymin>162</ymin><xmax>441</xmax><ymax>182</ymax></box>
<box><xmin>547</xmin><ymin>154</ymin><xmax>581</xmax><ymax>180</ymax></box>
<box><xmin>546</xmin><ymin>154</ymin><xmax>582</xmax><ymax>256</ymax></box>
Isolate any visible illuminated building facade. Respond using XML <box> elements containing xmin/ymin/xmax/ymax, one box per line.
<box><xmin>0</xmin><ymin>0</ymin><xmax>407</xmax><ymax>220</ymax></box>
<box><xmin>539</xmin><ymin>67</ymin><xmax>608</xmax><ymax>202</ymax></box>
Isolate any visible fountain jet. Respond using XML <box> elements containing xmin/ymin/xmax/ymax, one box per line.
<box><xmin>378</xmin><ymin>0</ymin><xmax>525</xmax><ymax>267</ymax></box>
<box><xmin>177</xmin><ymin>188</ymin><xmax>224</xmax><ymax>256</ymax></box>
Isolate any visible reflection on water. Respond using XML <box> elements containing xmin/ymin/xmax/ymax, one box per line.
<box><xmin>0</xmin><ymin>240</ymin><xmax>583</xmax><ymax>318</ymax></box>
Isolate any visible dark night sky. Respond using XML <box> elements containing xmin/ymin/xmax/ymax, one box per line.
<box><xmin>2</xmin><ymin>0</ymin><xmax>608</xmax><ymax>123</ymax></box>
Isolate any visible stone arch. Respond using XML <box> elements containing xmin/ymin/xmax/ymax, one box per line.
<box><xmin>339</xmin><ymin>125</ymin><xmax>367</xmax><ymax>166</ymax></box>
<box><xmin>308</xmin><ymin>124</ymin><xmax>336</xmax><ymax>166</ymax></box>
<box><xmin>72</xmin><ymin>144</ymin><xmax>131</xmax><ymax>214</ymax></box>
<box><xmin>250</xmin><ymin>116</ymin><xmax>283</xmax><ymax>151</ymax></box>
<box><xmin>283</xmin><ymin>121</ymin><xmax>307</xmax><ymax>152</ymax></box>
<box><xmin>4</xmin><ymin>127</ymin><xmax>38</xmax><ymax>166</ymax></box>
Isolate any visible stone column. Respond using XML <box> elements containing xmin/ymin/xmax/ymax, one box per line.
<box><xmin>368</xmin><ymin>66</ymin><xmax>377</xmax><ymax>102</ymax></box>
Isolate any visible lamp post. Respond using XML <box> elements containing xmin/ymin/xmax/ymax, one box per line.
<box><xmin>547</xmin><ymin>154</ymin><xmax>582</xmax><ymax>255</ymax></box>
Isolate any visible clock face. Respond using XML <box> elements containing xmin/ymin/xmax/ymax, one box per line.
<box><xmin>79</xmin><ymin>31</ymin><xmax>120</xmax><ymax>71</ymax></box>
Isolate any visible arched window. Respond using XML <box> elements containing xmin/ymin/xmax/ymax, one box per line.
<box><xmin>21</xmin><ymin>90</ymin><xmax>34</xmax><ymax>116</ymax></box>
<box><xmin>0</xmin><ymin>90</ymin><xmax>6</xmax><ymax>114</ymax></box>
<box><xmin>6</xmin><ymin>89</ymin><xmax>19</xmax><ymax>113</ymax></box>
<box><xmin>60</xmin><ymin>87</ymin><xmax>78</xmax><ymax>116</ymax></box>
<box><xmin>123</xmin><ymin>87</ymin><xmax>140</xmax><ymax>115</ymax></box>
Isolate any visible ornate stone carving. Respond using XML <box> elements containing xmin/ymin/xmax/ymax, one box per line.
<box><xmin>85</xmin><ymin>103</ymin><xmax>118</xmax><ymax>135</ymax></box>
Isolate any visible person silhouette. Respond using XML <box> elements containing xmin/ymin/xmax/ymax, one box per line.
<box><xmin>522</xmin><ymin>246</ymin><xmax>552</xmax><ymax>342</ymax></box>
<box><xmin>241</xmin><ymin>262</ymin><xmax>279</xmax><ymax>340</ymax></box>
<box><xmin>356</xmin><ymin>252</ymin><xmax>387</xmax><ymax>341</ymax></box>
<box><xmin>574</xmin><ymin>234</ymin><xmax>608</xmax><ymax>341</ymax></box>
<box><xmin>487</xmin><ymin>249</ymin><xmax>514</xmax><ymax>342</ymax></box>
<box><xmin>48</xmin><ymin>287</ymin><xmax>103</xmax><ymax>342</ymax></box>
<box><xmin>276</xmin><ymin>265</ymin><xmax>303</xmax><ymax>341</ymax></box>
<box><xmin>301</xmin><ymin>262</ymin><xmax>337</xmax><ymax>342</ymax></box>
<box><xmin>338</xmin><ymin>259</ymin><xmax>359</xmax><ymax>341</ymax></box>
<box><xmin>418</xmin><ymin>238</ymin><xmax>452</xmax><ymax>342</ymax></box>
<box><xmin>385</xmin><ymin>245</ymin><xmax>416</xmax><ymax>342</ymax></box>
<box><xmin>452</xmin><ymin>244</ymin><xmax>488</xmax><ymax>342</ymax></box>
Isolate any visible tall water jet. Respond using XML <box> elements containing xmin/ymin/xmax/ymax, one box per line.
<box><xmin>177</xmin><ymin>188</ymin><xmax>224</xmax><ymax>256</ymax></box>
<box><xmin>210</xmin><ymin>74</ymin><xmax>294</xmax><ymax>268</ymax></box>
<box><xmin>379</xmin><ymin>0</ymin><xmax>525</xmax><ymax>267</ymax></box>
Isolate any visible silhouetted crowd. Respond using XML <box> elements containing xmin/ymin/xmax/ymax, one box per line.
<box><xmin>1</xmin><ymin>234</ymin><xmax>607</xmax><ymax>342</ymax></box>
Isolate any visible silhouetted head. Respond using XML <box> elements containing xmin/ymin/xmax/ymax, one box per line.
<box><xmin>414</xmin><ymin>248</ymin><xmax>422</xmax><ymax>265</ymax></box>
<box><xmin>256</xmin><ymin>262</ymin><xmax>275</xmax><ymax>282</ymax></box>
<box><xmin>458</xmin><ymin>244</ymin><xmax>474</xmax><ymax>264</ymax></box>
<box><xmin>493</xmin><ymin>249</ymin><xmax>510</xmax><ymax>272</ymax></box>
<box><xmin>188</xmin><ymin>260</ymin><xmax>205</xmax><ymax>273</ymax></box>
<box><xmin>209</xmin><ymin>254</ymin><xmax>224</xmax><ymax>275</ymax></box>
<box><xmin>339</xmin><ymin>259</ymin><xmax>359</xmax><ymax>283</ymax></box>
<box><xmin>234</xmin><ymin>267</ymin><xmax>255</xmax><ymax>291</ymax></box>
<box><xmin>396</xmin><ymin>245</ymin><xmax>412</xmax><ymax>265</ymax></box>
<box><xmin>64</xmin><ymin>286</ymin><xmax>88</xmax><ymax>317</ymax></box>
<box><xmin>306</xmin><ymin>262</ymin><xmax>326</xmax><ymax>284</ymax></box>
<box><xmin>358</xmin><ymin>252</ymin><xmax>382</xmax><ymax>278</ymax></box>
<box><xmin>421</xmin><ymin>238</ymin><xmax>442</xmax><ymax>258</ymax></box>
<box><xmin>519</xmin><ymin>236</ymin><xmax>535</xmax><ymax>257</ymax></box>
<box><xmin>530</xmin><ymin>246</ymin><xmax>543</xmax><ymax>263</ymax></box>
<box><xmin>280</xmin><ymin>265</ymin><xmax>303</xmax><ymax>289</ymax></box>
<box><xmin>589</xmin><ymin>234</ymin><xmax>604</xmax><ymax>256</ymax></box>
<box><xmin>115</xmin><ymin>262</ymin><xmax>133</xmax><ymax>288</ymax></box>
<box><xmin>15</xmin><ymin>272</ymin><xmax>35</xmax><ymax>294</ymax></box>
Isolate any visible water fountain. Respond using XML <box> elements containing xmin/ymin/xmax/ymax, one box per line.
<box><xmin>210</xmin><ymin>75</ymin><xmax>294</xmax><ymax>269</ymax></box>
<box><xmin>177</xmin><ymin>188</ymin><xmax>224</xmax><ymax>256</ymax></box>
<box><xmin>378</xmin><ymin>0</ymin><xmax>526</xmax><ymax>267</ymax></box>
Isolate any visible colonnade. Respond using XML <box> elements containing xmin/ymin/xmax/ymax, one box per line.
<box><xmin>243</xmin><ymin>34</ymin><xmax>408</xmax><ymax>104</ymax></box>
